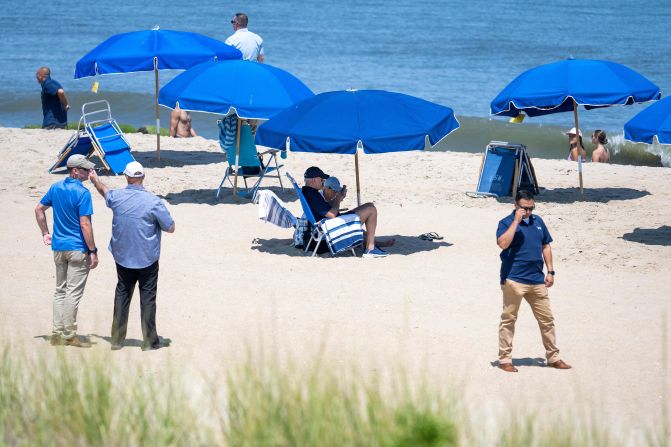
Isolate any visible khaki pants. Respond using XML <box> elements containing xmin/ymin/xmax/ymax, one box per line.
<box><xmin>53</xmin><ymin>251</ymin><xmax>90</xmax><ymax>339</ymax></box>
<box><xmin>498</xmin><ymin>279</ymin><xmax>560</xmax><ymax>364</ymax></box>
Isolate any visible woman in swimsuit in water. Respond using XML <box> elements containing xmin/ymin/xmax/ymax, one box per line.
<box><xmin>591</xmin><ymin>129</ymin><xmax>610</xmax><ymax>163</ymax></box>
<box><xmin>566</xmin><ymin>127</ymin><xmax>587</xmax><ymax>162</ymax></box>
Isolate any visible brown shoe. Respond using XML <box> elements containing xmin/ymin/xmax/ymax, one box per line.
<box><xmin>65</xmin><ymin>336</ymin><xmax>91</xmax><ymax>348</ymax></box>
<box><xmin>50</xmin><ymin>335</ymin><xmax>64</xmax><ymax>346</ymax></box>
<box><xmin>548</xmin><ymin>359</ymin><xmax>572</xmax><ymax>369</ymax></box>
<box><xmin>499</xmin><ymin>363</ymin><xmax>518</xmax><ymax>373</ymax></box>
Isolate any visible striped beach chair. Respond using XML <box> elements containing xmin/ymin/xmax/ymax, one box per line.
<box><xmin>286</xmin><ymin>173</ymin><xmax>363</xmax><ymax>257</ymax></box>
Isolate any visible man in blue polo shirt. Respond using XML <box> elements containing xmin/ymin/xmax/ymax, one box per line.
<box><xmin>496</xmin><ymin>190</ymin><xmax>571</xmax><ymax>372</ymax></box>
<box><xmin>89</xmin><ymin>161</ymin><xmax>175</xmax><ymax>351</ymax></box>
<box><xmin>35</xmin><ymin>154</ymin><xmax>99</xmax><ymax>347</ymax></box>
<box><xmin>36</xmin><ymin>66</ymin><xmax>69</xmax><ymax>129</ymax></box>
<box><xmin>301</xmin><ymin>166</ymin><xmax>394</xmax><ymax>258</ymax></box>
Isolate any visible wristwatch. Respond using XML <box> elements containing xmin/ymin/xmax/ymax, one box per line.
<box><xmin>88</xmin><ymin>247</ymin><xmax>98</xmax><ymax>255</ymax></box>
<box><xmin>548</xmin><ymin>270</ymin><xmax>555</xmax><ymax>275</ymax></box>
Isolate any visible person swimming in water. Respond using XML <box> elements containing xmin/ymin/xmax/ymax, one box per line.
<box><xmin>566</xmin><ymin>127</ymin><xmax>587</xmax><ymax>162</ymax></box>
<box><xmin>591</xmin><ymin>129</ymin><xmax>610</xmax><ymax>163</ymax></box>
<box><xmin>170</xmin><ymin>105</ymin><xmax>197</xmax><ymax>138</ymax></box>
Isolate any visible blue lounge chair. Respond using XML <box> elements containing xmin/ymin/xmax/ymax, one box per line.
<box><xmin>286</xmin><ymin>173</ymin><xmax>363</xmax><ymax>257</ymax></box>
<box><xmin>469</xmin><ymin>141</ymin><xmax>539</xmax><ymax>198</ymax></box>
<box><xmin>49</xmin><ymin>100</ymin><xmax>135</xmax><ymax>175</ymax></box>
<box><xmin>216</xmin><ymin>117</ymin><xmax>285</xmax><ymax>199</ymax></box>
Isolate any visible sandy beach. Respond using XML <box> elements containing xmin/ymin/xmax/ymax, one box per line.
<box><xmin>2</xmin><ymin>126</ymin><xmax>670</xmax><ymax>438</ymax></box>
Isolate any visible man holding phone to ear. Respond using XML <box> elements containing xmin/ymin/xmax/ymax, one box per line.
<box><xmin>495</xmin><ymin>190</ymin><xmax>571</xmax><ymax>372</ymax></box>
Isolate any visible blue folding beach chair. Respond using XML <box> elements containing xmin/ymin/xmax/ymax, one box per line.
<box><xmin>286</xmin><ymin>173</ymin><xmax>363</xmax><ymax>257</ymax></box>
<box><xmin>49</xmin><ymin>100</ymin><xmax>135</xmax><ymax>175</ymax></box>
<box><xmin>216</xmin><ymin>117</ymin><xmax>285</xmax><ymax>199</ymax></box>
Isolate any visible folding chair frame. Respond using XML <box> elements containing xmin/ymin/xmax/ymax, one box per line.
<box><xmin>49</xmin><ymin>100</ymin><xmax>133</xmax><ymax>174</ymax></box>
<box><xmin>286</xmin><ymin>173</ymin><xmax>360</xmax><ymax>257</ymax></box>
<box><xmin>216</xmin><ymin>148</ymin><xmax>285</xmax><ymax>199</ymax></box>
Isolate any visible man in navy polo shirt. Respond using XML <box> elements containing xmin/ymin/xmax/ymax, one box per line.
<box><xmin>301</xmin><ymin>166</ymin><xmax>394</xmax><ymax>258</ymax></box>
<box><xmin>36</xmin><ymin>66</ymin><xmax>69</xmax><ymax>129</ymax></box>
<box><xmin>496</xmin><ymin>190</ymin><xmax>571</xmax><ymax>372</ymax></box>
<box><xmin>35</xmin><ymin>154</ymin><xmax>99</xmax><ymax>347</ymax></box>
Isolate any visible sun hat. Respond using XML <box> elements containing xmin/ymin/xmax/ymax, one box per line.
<box><xmin>324</xmin><ymin>177</ymin><xmax>341</xmax><ymax>191</ymax></box>
<box><xmin>66</xmin><ymin>154</ymin><xmax>95</xmax><ymax>169</ymax></box>
<box><xmin>565</xmin><ymin>127</ymin><xmax>583</xmax><ymax>137</ymax></box>
<box><xmin>304</xmin><ymin>166</ymin><xmax>329</xmax><ymax>179</ymax></box>
<box><xmin>123</xmin><ymin>161</ymin><xmax>145</xmax><ymax>177</ymax></box>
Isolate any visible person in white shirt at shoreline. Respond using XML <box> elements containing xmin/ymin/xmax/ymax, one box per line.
<box><xmin>226</xmin><ymin>13</ymin><xmax>264</xmax><ymax>63</ymax></box>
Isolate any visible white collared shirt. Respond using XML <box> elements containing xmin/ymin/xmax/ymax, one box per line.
<box><xmin>225</xmin><ymin>28</ymin><xmax>264</xmax><ymax>61</ymax></box>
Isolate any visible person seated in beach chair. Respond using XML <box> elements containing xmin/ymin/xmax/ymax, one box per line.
<box><xmin>302</xmin><ymin>166</ymin><xmax>394</xmax><ymax>258</ymax></box>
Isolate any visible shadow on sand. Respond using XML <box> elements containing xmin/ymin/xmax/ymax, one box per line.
<box><xmin>251</xmin><ymin>234</ymin><xmax>453</xmax><ymax>257</ymax></box>
<box><xmin>490</xmin><ymin>357</ymin><xmax>547</xmax><ymax>368</ymax></box>
<box><xmin>134</xmin><ymin>150</ymin><xmax>223</xmax><ymax>169</ymax></box>
<box><xmin>496</xmin><ymin>187</ymin><xmax>650</xmax><ymax>205</ymax></box>
<box><xmin>621</xmin><ymin>225</ymin><xmax>671</xmax><ymax>246</ymax></box>
<box><xmin>160</xmin><ymin>185</ymin><xmax>296</xmax><ymax>206</ymax></box>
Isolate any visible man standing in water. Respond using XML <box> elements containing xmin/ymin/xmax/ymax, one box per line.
<box><xmin>36</xmin><ymin>66</ymin><xmax>69</xmax><ymax>129</ymax></box>
<box><xmin>169</xmin><ymin>105</ymin><xmax>197</xmax><ymax>138</ymax></box>
<box><xmin>496</xmin><ymin>190</ymin><xmax>571</xmax><ymax>372</ymax></box>
<box><xmin>226</xmin><ymin>13</ymin><xmax>265</xmax><ymax>62</ymax></box>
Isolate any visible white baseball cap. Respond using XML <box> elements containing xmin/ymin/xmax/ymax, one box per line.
<box><xmin>565</xmin><ymin>127</ymin><xmax>583</xmax><ymax>137</ymax></box>
<box><xmin>123</xmin><ymin>161</ymin><xmax>145</xmax><ymax>177</ymax></box>
<box><xmin>324</xmin><ymin>177</ymin><xmax>341</xmax><ymax>191</ymax></box>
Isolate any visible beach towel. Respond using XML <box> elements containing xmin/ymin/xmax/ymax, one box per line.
<box><xmin>218</xmin><ymin>115</ymin><xmax>238</xmax><ymax>154</ymax></box>
<box><xmin>293</xmin><ymin>217</ymin><xmax>309</xmax><ymax>248</ymax></box>
<box><xmin>320</xmin><ymin>214</ymin><xmax>363</xmax><ymax>255</ymax></box>
<box><xmin>255</xmin><ymin>189</ymin><xmax>297</xmax><ymax>229</ymax></box>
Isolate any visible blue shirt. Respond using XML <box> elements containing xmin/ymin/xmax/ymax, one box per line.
<box><xmin>105</xmin><ymin>185</ymin><xmax>174</xmax><ymax>269</ymax></box>
<box><xmin>496</xmin><ymin>212</ymin><xmax>553</xmax><ymax>285</ymax></box>
<box><xmin>41</xmin><ymin>78</ymin><xmax>67</xmax><ymax>127</ymax></box>
<box><xmin>302</xmin><ymin>186</ymin><xmax>330</xmax><ymax>222</ymax></box>
<box><xmin>40</xmin><ymin>178</ymin><xmax>93</xmax><ymax>252</ymax></box>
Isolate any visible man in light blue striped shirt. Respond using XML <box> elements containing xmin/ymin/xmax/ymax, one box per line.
<box><xmin>89</xmin><ymin>162</ymin><xmax>175</xmax><ymax>351</ymax></box>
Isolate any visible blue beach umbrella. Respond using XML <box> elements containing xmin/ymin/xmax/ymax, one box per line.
<box><xmin>75</xmin><ymin>28</ymin><xmax>242</xmax><ymax>159</ymax></box>
<box><xmin>255</xmin><ymin>89</ymin><xmax>460</xmax><ymax>205</ymax></box>
<box><xmin>490</xmin><ymin>58</ymin><xmax>660</xmax><ymax>192</ymax></box>
<box><xmin>159</xmin><ymin>59</ymin><xmax>314</xmax><ymax>194</ymax></box>
<box><xmin>624</xmin><ymin>96</ymin><xmax>671</xmax><ymax>145</ymax></box>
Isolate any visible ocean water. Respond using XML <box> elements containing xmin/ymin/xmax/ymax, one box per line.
<box><xmin>2</xmin><ymin>0</ymin><xmax>670</xmax><ymax>166</ymax></box>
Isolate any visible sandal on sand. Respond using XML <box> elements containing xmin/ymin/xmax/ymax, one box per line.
<box><xmin>419</xmin><ymin>232</ymin><xmax>443</xmax><ymax>241</ymax></box>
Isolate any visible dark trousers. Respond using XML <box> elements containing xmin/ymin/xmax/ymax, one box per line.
<box><xmin>111</xmin><ymin>261</ymin><xmax>159</xmax><ymax>348</ymax></box>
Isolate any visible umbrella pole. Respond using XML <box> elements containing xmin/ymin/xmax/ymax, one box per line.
<box><xmin>233</xmin><ymin>118</ymin><xmax>242</xmax><ymax>196</ymax></box>
<box><xmin>573</xmin><ymin>99</ymin><xmax>584</xmax><ymax>194</ymax></box>
<box><xmin>354</xmin><ymin>150</ymin><xmax>361</xmax><ymax>207</ymax></box>
<box><xmin>155</xmin><ymin>63</ymin><xmax>161</xmax><ymax>161</ymax></box>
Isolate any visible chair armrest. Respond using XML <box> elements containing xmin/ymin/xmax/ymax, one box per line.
<box><xmin>258</xmin><ymin>148</ymin><xmax>280</xmax><ymax>156</ymax></box>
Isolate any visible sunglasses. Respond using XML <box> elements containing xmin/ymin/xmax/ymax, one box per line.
<box><xmin>518</xmin><ymin>206</ymin><xmax>535</xmax><ymax>212</ymax></box>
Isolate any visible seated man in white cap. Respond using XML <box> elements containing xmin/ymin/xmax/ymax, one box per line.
<box><xmin>89</xmin><ymin>161</ymin><xmax>175</xmax><ymax>351</ymax></box>
<box><xmin>302</xmin><ymin>166</ymin><xmax>394</xmax><ymax>258</ymax></box>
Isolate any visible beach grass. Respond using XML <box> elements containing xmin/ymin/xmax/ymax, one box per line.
<box><xmin>0</xmin><ymin>345</ymin><xmax>667</xmax><ymax>446</ymax></box>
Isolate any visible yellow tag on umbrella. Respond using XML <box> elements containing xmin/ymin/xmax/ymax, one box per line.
<box><xmin>91</xmin><ymin>81</ymin><xmax>99</xmax><ymax>93</ymax></box>
<box><xmin>509</xmin><ymin>113</ymin><xmax>525</xmax><ymax>123</ymax></box>
<box><xmin>508</xmin><ymin>113</ymin><xmax>526</xmax><ymax>124</ymax></box>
